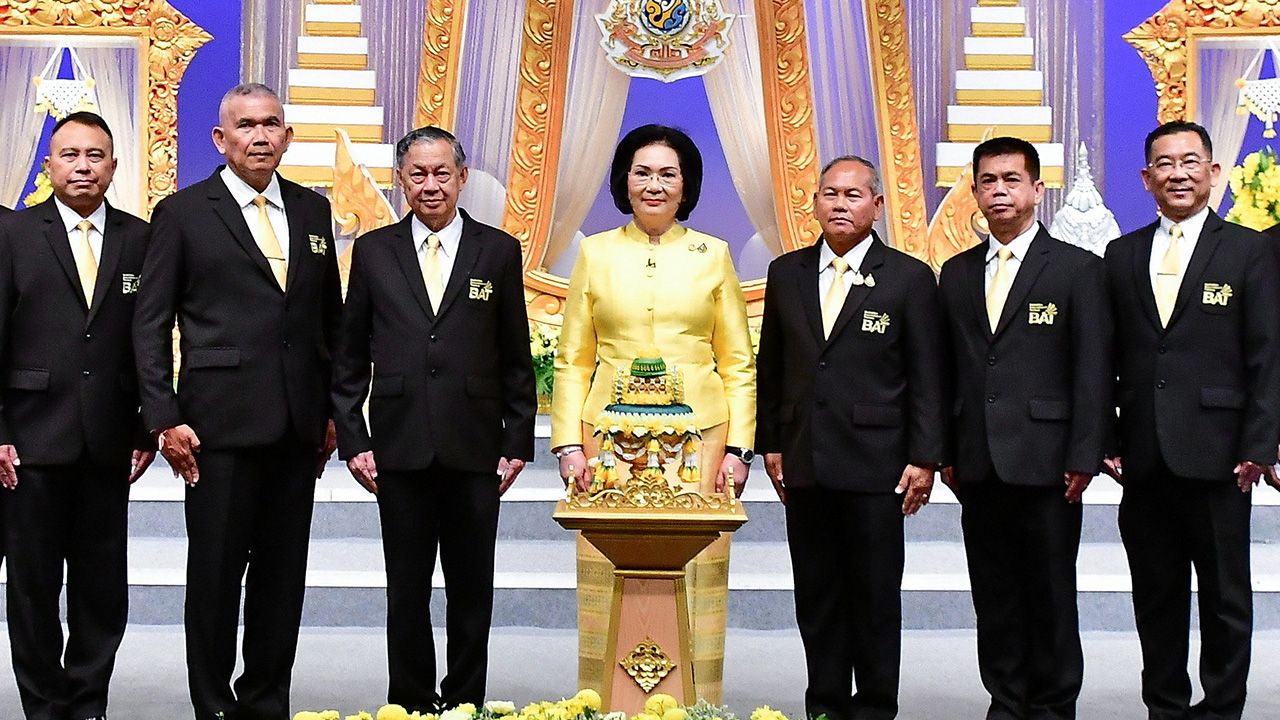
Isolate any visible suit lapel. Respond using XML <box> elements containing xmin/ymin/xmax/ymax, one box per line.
<box><xmin>388</xmin><ymin>215</ymin><xmax>434</xmax><ymax>319</ymax></box>
<box><xmin>966</xmin><ymin>245</ymin><xmax>992</xmax><ymax>340</ymax></box>
<box><xmin>825</xmin><ymin>237</ymin><xmax>883</xmax><ymax>344</ymax></box>
<box><xmin>282</xmin><ymin>180</ymin><xmax>310</xmax><ymax>294</ymax></box>
<box><xmin>39</xmin><ymin>200</ymin><xmax>87</xmax><ymax>312</ymax></box>
<box><xmin>1166</xmin><ymin>212</ymin><xmax>1224</xmax><ymax>328</ymax></box>
<box><xmin>205</xmin><ymin>170</ymin><xmax>281</xmax><ymax>292</ymax></box>
<box><xmin>796</xmin><ymin>244</ymin><xmax>825</xmax><ymax>344</ymax></box>
<box><xmin>433</xmin><ymin>211</ymin><xmax>483</xmax><ymax>321</ymax></box>
<box><xmin>1130</xmin><ymin>220</ymin><xmax>1162</xmax><ymax>331</ymax></box>
<box><xmin>86</xmin><ymin>204</ymin><xmax>125</xmax><ymax>326</ymax></box>
<box><xmin>992</xmin><ymin>229</ymin><xmax>1050</xmax><ymax>337</ymax></box>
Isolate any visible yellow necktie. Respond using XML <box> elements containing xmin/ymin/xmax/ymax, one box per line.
<box><xmin>821</xmin><ymin>257</ymin><xmax>849</xmax><ymax>339</ymax></box>
<box><xmin>421</xmin><ymin>233</ymin><xmax>444</xmax><ymax>310</ymax></box>
<box><xmin>986</xmin><ymin>247</ymin><xmax>1014</xmax><ymax>332</ymax></box>
<box><xmin>1155</xmin><ymin>223</ymin><xmax>1183</xmax><ymax>327</ymax></box>
<box><xmin>252</xmin><ymin>195</ymin><xmax>287</xmax><ymax>290</ymax></box>
<box><xmin>73</xmin><ymin>219</ymin><xmax>97</xmax><ymax>306</ymax></box>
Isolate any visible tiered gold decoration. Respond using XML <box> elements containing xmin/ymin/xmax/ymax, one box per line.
<box><xmin>0</xmin><ymin>0</ymin><xmax>211</xmax><ymax>214</ymax></box>
<box><xmin>935</xmin><ymin>0</ymin><xmax>1064</xmax><ymax>189</ymax></box>
<box><xmin>279</xmin><ymin>0</ymin><xmax>394</xmax><ymax>187</ymax></box>
<box><xmin>554</xmin><ymin>357</ymin><xmax>745</xmax><ymax>713</ymax></box>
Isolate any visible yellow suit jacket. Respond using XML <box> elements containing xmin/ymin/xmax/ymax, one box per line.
<box><xmin>551</xmin><ymin>222</ymin><xmax>756</xmax><ymax>449</ymax></box>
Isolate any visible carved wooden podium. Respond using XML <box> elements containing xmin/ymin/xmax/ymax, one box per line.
<box><xmin>554</xmin><ymin>467</ymin><xmax>746</xmax><ymax>713</ymax></box>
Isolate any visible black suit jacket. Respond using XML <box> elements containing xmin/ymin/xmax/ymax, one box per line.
<box><xmin>939</xmin><ymin>226</ymin><xmax>1111</xmax><ymax>486</ymax></box>
<box><xmin>133</xmin><ymin>169</ymin><xmax>341</xmax><ymax>449</ymax></box>
<box><xmin>0</xmin><ymin>199</ymin><xmax>149</xmax><ymax>465</ymax></box>
<box><xmin>755</xmin><ymin>235</ymin><xmax>945</xmax><ymax>491</ymax></box>
<box><xmin>1105</xmin><ymin>212</ymin><xmax>1280</xmax><ymax>482</ymax></box>
<box><xmin>333</xmin><ymin>210</ymin><xmax>536</xmax><ymax>473</ymax></box>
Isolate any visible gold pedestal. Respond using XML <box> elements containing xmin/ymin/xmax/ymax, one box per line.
<box><xmin>553</xmin><ymin>476</ymin><xmax>746</xmax><ymax>714</ymax></box>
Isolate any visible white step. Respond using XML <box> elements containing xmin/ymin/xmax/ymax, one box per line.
<box><xmin>282</xmin><ymin>141</ymin><xmax>394</xmax><ymax>168</ymax></box>
<box><xmin>304</xmin><ymin>4</ymin><xmax>361</xmax><ymax>23</ymax></box>
<box><xmin>971</xmin><ymin>6</ymin><xmax>1026</xmax><ymax>23</ymax></box>
<box><xmin>288</xmin><ymin>68</ymin><xmax>377</xmax><ymax>90</ymax></box>
<box><xmin>284</xmin><ymin>104</ymin><xmax>384</xmax><ymax>125</ymax></box>
<box><xmin>956</xmin><ymin>69</ymin><xmax>1043</xmax><ymax>91</ymax></box>
<box><xmin>937</xmin><ymin>141</ymin><xmax>1064</xmax><ymax>167</ymax></box>
<box><xmin>947</xmin><ymin>105</ymin><xmax>1053</xmax><ymax>125</ymax></box>
<box><xmin>964</xmin><ymin>36</ymin><xmax>1035</xmax><ymax>56</ymax></box>
<box><xmin>298</xmin><ymin>36</ymin><xmax>368</xmax><ymax>55</ymax></box>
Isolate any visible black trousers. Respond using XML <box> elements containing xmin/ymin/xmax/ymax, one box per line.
<box><xmin>786</xmin><ymin>487</ymin><xmax>904</xmax><ymax>720</ymax></box>
<box><xmin>1119</xmin><ymin>470</ymin><xmax>1252</xmax><ymax>720</ymax></box>
<box><xmin>958</xmin><ymin>479</ymin><xmax>1083</xmax><ymax>720</ymax></box>
<box><xmin>376</xmin><ymin>464</ymin><xmax>500</xmax><ymax>711</ymax></box>
<box><xmin>4</xmin><ymin>459</ymin><xmax>130</xmax><ymax>720</ymax></box>
<box><xmin>183</xmin><ymin>440</ymin><xmax>317</xmax><ymax>720</ymax></box>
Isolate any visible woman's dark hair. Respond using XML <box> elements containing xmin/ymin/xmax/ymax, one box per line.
<box><xmin>608</xmin><ymin>124</ymin><xmax>703</xmax><ymax>221</ymax></box>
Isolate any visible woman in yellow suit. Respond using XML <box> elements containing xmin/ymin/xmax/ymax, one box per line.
<box><xmin>551</xmin><ymin>124</ymin><xmax>756</xmax><ymax>703</ymax></box>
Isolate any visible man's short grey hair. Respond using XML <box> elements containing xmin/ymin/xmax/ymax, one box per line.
<box><xmin>218</xmin><ymin>82</ymin><xmax>281</xmax><ymax>123</ymax></box>
<box><xmin>819</xmin><ymin>155</ymin><xmax>883</xmax><ymax>195</ymax></box>
<box><xmin>395</xmin><ymin>126</ymin><xmax>467</xmax><ymax>169</ymax></box>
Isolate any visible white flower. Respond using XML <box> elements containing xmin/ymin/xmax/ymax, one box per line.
<box><xmin>441</xmin><ymin>709</ymin><xmax>472</xmax><ymax>720</ymax></box>
<box><xmin>484</xmin><ymin>702</ymin><xmax>516</xmax><ymax>715</ymax></box>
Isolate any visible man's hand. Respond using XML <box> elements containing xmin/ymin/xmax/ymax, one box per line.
<box><xmin>0</xmin><ymin>444</ymin><xmax>19</xmax><ymax>489</ymax></box>
<box><xmin>715</xmin><ymin>453</ymin><xmax>749</xmax><ymax>498</ymax></box>
<box><xmin>896</xmin><ymin>464</ymin><xmax>935</xmax><ymax>516</ymax></box>
<box><xmin>940</xmin><ymin>466</ymin><xmax>958</xmax><ymax>494</ymax></box>
<box><xmin>764</xmin><ymin>453</ymin><xmax>785</xmax><ymax>504</ymax></box>
<box><xmin>1064</xmin><ymin>471</ymin><xmax>1092</xmax><ymax>503</ymax></box>
<box><xmin>1235</xmin><ymin>460</ymin><xmax>1263</xmax><ymax>493</ymax></box>
<box><xmin>347</xmin><ymin>450</ymin><xmax>378</xmax><ymax>494</ymax></box>
<box><xmin>129</xmin><ymin>450</ymin><xmax>156</xmax><ymax>484</ymax></box>
<box><xmin>557</xmin><ymin>448</ymin><xmax>590</xmax><ymax>494</ymax></box>
<box><xmin>159</xmin><ymin>425</ymin><xmax>201</xmax><ymax>486</ymax></box>
<box><xmin>497</xmin><ymin>457</ymin><xmax>525</xmax><ymax>496</ymax></box>
<box><xmin>1102</xmin><ymin>456</ymin><xmax>1123</xmax><ymax>484</ymax></box>
<box><xmin>316</xmin><ymin>419</ymin><xmax>337</xmax><ymax>479</ymax></box>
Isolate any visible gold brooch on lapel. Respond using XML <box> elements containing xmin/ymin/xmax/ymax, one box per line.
<box><xmin>468</xmin><ymin>278</ymin><xmax>494</xmax><ymax>301</ymax></box>
<box><xmin>1202</xmin><ymin>283</ymin><xmax>1232</xmax><ymax>306</ymax></box>
<box><xmin>122</xmin><ymin>273</ymin><xmax>140</xmax><ymax>295</ymax></box>
<box><xmin>1028</xmin><ymin>302</ymin><xmax>1058</xmax><ymax>325</ymax></box>
<box><xmin>687</xmin><ymin>242</ymin><xmax>707</xmax><ymax>253</ymax></box>
<box><xmin>851</xmin><ymin>272</ymin><xmax>876</xmax><ymax>287</ymax></box>
<box><xmin>308</xmin><ymin>234</ymin><xmax>327</xmax><ymax>255</ymax></box>
<box><xmin>861</xmin><ymin>310</ymin><xmax>891</xmax><ymax>334</ymax></box>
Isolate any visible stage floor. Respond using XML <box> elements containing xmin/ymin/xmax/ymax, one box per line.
<box><xmin>1</xmin><ymin>626</ymin><xmax>1278</xmax><ymax>719</ymax></box>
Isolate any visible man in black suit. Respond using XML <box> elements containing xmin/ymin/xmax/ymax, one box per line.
<box><xmin>0</xmin><ymin>112</ymin><xmax>154</xmax><ymax>720</ymax></box>
<box><xmin>755</xmin><ymin>156</ymin><xmax>944</xmax><ymax>720</ymax></box>
<box><xmin>133</xmin><ymin>83</ymin><xmax>341</xmax><ymax>720</ymax></box>
<box><xmin>1104</xmin><ymin>121</ymin><xmax>1280</xmax><ymax>720</ymax></box>
<box><xmin>332</xmin><ymin>126</ymin><xmax>535</xmax><ymax>710</ymax></box>
<box><xmin>937</xmin><ymin>137</ymin><xmax>1110</xmax><ymax>720</ymax></box>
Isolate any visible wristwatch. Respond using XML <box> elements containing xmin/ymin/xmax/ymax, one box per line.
<box><xmin>553</xmin><ymin>445</ymin><xmax>583</xmax><ymax>459</ymax></box>
<box><xmin>725</xmin><ymin>446</ymin><xmax>755</xmax><ymax>463</ymax></box>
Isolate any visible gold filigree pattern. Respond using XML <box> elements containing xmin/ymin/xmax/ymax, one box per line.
<box><xmin>501</xmin><ymin>0</ymin><xmax>574</xmax><ymax>263</ymax></box>
<box><xmin>0</xmin><ymin>0</ymin><xmax>212</xmax><ymax>214</ymax></box>
<box><xmin>754</xmin><ymin>0</ymin><xmax>820</xmax><ymax>256</ymax></box>
<box><xmin>865</xmin><ymin>0</ymin><xmax>929</xmax><ymax>263</ymax></box>
<box><xmin>332</xmin><ymin>128</ymin><xmax>398</xmax><ymax>295</ymax></box>
<box><xmin>1125</xmin><ymin>1</ymin><xmax>1280</xmax><ymax>124</ymax></box>
<box><xmin>924</xmin><ymin>160</ymin><xmax>985</xmax><ymax>272</ymax></box>
<box><xmin>564</xmin><ymin>466</ymin><xmax>738</xmax><ymax>512</ymax></box>
<box><xmin>414</xmin><ymin>0</ymin><xmax>467</xmax><ymax>130</ymax></box>
<box><xmin>619</xmin><ymin>638</ymin><xmax>676</xmax><ymax>693</ymax></box>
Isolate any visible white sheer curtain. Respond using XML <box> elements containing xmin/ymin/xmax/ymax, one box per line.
<box><xmin>705</xmin><ymin>0</ymin><xmax>784</xmax><ymax>261</ymax></box>
<box><xmin>541</xmin><ymin>0</ymin><xmax>630</xmax><ymax>270</ymax></box>
<box><xmin>76</xmin><ymin>45</ymin><xmax>142</xmax><ymax>216</ymax></box>
<box><xmin>0</xmin><ymin>44</ymin><xmax>55</xmax><ymax>208</ymax></box>
<box><xmin>454</xmin><ymin>0</ymin><xmax>528</xmax><ymax>227</ymax></box>
<box><xmin>1198</xmin><ymin>45</ymin><xmax>1265</xmax><ymax>211</ymax></box>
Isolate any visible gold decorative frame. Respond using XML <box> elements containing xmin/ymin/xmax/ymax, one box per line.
<box><xmin>0</xmin><ymin>0</ymin><xmax>211</xmax><ymax>214</ymax></box>
<box><xmin>1125</xmin><ymin>1</ymin><xmax>1280</xmax><ymax>124</ymax></box>
<box><xmin>414</xmin><ymin>0</ymin><xmax>468</xmax><ymax>130</ymax></box>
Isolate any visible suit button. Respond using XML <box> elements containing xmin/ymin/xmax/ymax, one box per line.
<box><xmin>987</xmin><ymin>356</ymin><xmax>996</xmax><ymax>366</ymax></box>
<box><xmin>82</xmin><ymin>370</ymin><xmax>90</xmax><ymax>377</ymax></box>
<box><xmin>818</xmin><ymin>361</ymin><xmax>827</xmax><ymax>369</ymax></box>
<box><xmin>1156</xmin><ymin>380</ymin><xmax>1167</xmax><ymax>389</ymax></box>
<box><xmin>430</xmin><ymin>334</ymin><xmax>437</xmax><ymax>342</ymax></box>
<box><xmin>85</xmin><ymin>333</ymin><xmax>92</xmax><ymax>340</ymax></box>
<box><xmin>430</xmin><ymin>368</ymin><xmax>438</xmax><ymax>377</ymax></box>
<box><xmin>1158</xmin><ymin>345</ymin><xmax>1167</xmax><ymax>354</ymax></box>
<box><xmin>986</xmin><ymin>394</ymin><xmax>996</xmax><ymax>403</ymax></box>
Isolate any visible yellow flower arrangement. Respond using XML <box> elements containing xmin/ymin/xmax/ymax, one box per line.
<box><xmin>1226</xmin><ymin>146</ymin><xmax>1280</xmax><ymax>231</ymax></box>
<box><xmin>530</xmin><ymin>321</ymin><xmax>560</xmax><ymax>406</ymax></box>
<box><xmin>296</xmin><ymin>690</ymin><xmax>794</xmax><ymax>720</ymax></box>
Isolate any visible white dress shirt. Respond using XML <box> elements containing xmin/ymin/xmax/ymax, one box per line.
<box><xmin>411</xmin><ymin>210</ymin><xmax>464</xmax><ymax>291</ymax></box>
<box><xmin>53</xmin><ymin>197</ymin><xmax>105</xmax><ymax>264</ymax></box>
<box><xmin>220</xmin><ymin>167</ymin><xmax>290</xmax><ymax>265</ymax></box>
<box><xmin>818</xmin><ymin>235</ymin><xmax>876</xmax><ymax>303</ymax></box>
<box><xmin>1148</xmin><ymin>206</ymin><xmax>1208</xmax><ymax>292</ymax></box>
<box><xmin>984</xmin><ymin>222</ymin><xmax>1039</xmax><ymax>292</ymax></box>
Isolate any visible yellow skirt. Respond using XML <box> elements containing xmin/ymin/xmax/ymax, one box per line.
<box><xmin>576</xmin><ymin>421</ymin><xmax>731</xmax><ymax>703</ymax></box>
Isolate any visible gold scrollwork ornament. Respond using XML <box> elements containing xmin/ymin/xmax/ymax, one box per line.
<box><xmin>619</xmin><ymin>637</ymin><xmax>676</xmax><ymax>693</ymax></box>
